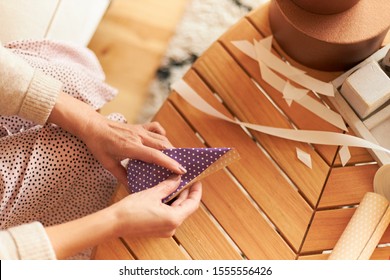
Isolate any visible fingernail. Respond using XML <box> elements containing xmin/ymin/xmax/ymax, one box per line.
<box><xmin>178</xmin><ymin>165</ymin><xmax>187</xmax><ymax>174</ymax></box>
<box><xmin>168</xmin><ymin>174</ymin><xmax>181</xmax><ymax>181</ymax></box>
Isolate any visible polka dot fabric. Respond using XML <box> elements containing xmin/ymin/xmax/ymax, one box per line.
<box><xmin>127</xmin><ymin>147</ymin><xmax>239</xmax><ymax>203</ymax></box>
<box><xmin>5</xmin><ymin>39</ymin><xmax>117</xmax><ymax>110</ymax></box>
<box><xmin>0</xmin><ymin>40</ymin><xmax>119</xmax><ymax>259</ymax></box>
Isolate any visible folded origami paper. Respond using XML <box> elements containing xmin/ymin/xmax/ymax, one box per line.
<box><xmin>127</xmin><ymin>147</ymin><xmax>240</xmax><ymax>203</ymax></box>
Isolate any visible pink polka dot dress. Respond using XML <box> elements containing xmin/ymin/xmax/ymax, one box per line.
<box><xmin>0</xmin><ymin>40</ymin><xmax>121</xmax><ymax>256</ymax></box>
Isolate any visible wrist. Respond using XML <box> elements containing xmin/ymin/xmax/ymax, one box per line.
<box><xmin>106</xmin><ymin>200</ymin><xmax>136</xmax><ymax>238</ymax></box>
<box><xmin>48</xmin><ymin>92</ymin><xmax>97</xmax><ymax>140</ymax></box>
<box><xmin>45</xmin><ymin>206</ymin><xmax>119</xmax><ymax>259</ymax></box>
<box><xmin>94</xmin><ymin>206</ymin><xmax>120</xmax><ymax>241</ymax></box>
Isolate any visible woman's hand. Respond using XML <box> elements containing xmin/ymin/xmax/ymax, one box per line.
<box><xmin>81</xmin><ymin>114</ymin><xmax>186</xmax><ymax>186</ymax></box>
<box><xmin>48</xmin><ymin>92</ymin><xmax>186</xmax><ymax>185</ymax></box>
<box><xmin>110</xmin><ymin>176</ymin><xmax>202</xmax><ymax>238</ymax></box>
<box><xmin>46</xmin><ymin>176</ymin><xmax>202</xmax><ymax>259</ymax></box>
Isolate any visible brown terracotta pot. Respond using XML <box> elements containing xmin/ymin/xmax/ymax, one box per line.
<box><xmin>268</xmin><ymin>0</ymin><xmax>390</xmax><ymax>70</ymax></box>
<box><xmin>291</xmin><ymin>0</ymin><xmax>360</xmax><ymax>14</ymax></box>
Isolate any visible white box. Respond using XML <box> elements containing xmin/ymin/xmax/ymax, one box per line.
<box><xmin>340</xmin><ymin>60</ymin><xmax>390</xmax><ymax>119</ymax></box>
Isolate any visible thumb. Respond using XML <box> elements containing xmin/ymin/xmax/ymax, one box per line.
<box><xmin>154</xmin><ymin>175</ymin><xmax>182</xmax><ymax>199</ymax></box>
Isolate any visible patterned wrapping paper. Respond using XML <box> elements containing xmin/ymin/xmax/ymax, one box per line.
<box><xmin>127</xmin><ymin>147</ymin><xmax>240</xmax><ymax>203</ymax></box>
<box><xmin>328</xmin><ymin>192</ymin><xmax>390</xmax><ymax>260</ymax></box>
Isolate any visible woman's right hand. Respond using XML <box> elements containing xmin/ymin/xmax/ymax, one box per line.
<box><xmin>110</xmin><ymin>176</ymin><xmax>202</xmax><ymax>238</ymax></box>
<box><xmin>46</xmin><ymin>176</ymin><xmax>202</xmax><ymax>259</ymax></box>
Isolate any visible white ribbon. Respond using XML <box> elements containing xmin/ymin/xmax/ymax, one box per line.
<box><xmin>171</xmin><ymin>79</ymin><xmax>390</xmax><ymax>155</ymax></box>
<box><xmin>233</xmin><ymin>37</ymin><xmax>335</xmax><ymax>97</ymax></box>
<box><xmin>233</xmin><ymin>37</ymin><xmax>347</xmax><ymax>131</ymax></box>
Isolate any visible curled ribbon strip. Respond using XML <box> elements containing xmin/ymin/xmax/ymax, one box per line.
<box><xmin>171</xmin><ymin>79</ymin><xmax>390</xmax><ymax>155</ymax></box>
<box><xmin>232</xmin><ymin>37</ymin><xmax>335</xmax><ymax>97</ymax></box>
<box><xmin>233</xmin><ymin>37</ymin><xmax>347</xmax><ymax>131</ymax></box>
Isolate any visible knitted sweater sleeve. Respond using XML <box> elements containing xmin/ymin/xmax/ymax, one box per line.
<box><xmin>0</xmin><ymin>222</ymin><xmax>56</xmax><ymax>259</ymax></box>
<box><xmin>0</xmin><ymin>43</ymin><xmax>62</xmax><ymax>125</ymax></box>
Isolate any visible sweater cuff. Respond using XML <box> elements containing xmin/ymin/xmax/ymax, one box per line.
<box><xmin>19</xmin><ymin>70</ymin><xmax>62</xmax><ymax>125</ymax></box>
<box><xmin>8</xmin><ymin>222</ymin><xmax>57</xmax><ymax>260</ymax></box>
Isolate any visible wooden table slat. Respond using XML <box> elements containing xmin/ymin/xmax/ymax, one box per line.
<box><xmin>319</xmin><ymin>164</ymin><xmax>379</xmax><ymax>209</ymax></box>
<box><xmin>92</xmin><ymin>238</ymin><xmax>135</xmax><ymax>260</ymax></box>
<box><xmin>155</xmin><ymin>101</ymin><xmax>296</xmax><ymax>259</ymax></box>
<box><xmin>332</xmin><ymin>131</ymin><xmax>375</xmax><ymax>166</ymax></box>
<box><xmin>302</xmin><ymin>208</ymin><xmax>390</xmax><ymax>253</ymax></box>
<box><xmin>333</xmin><ymin>146</ymin><xmax>374</xmax><ymax>166</ymax></box>
<box><xmin>174</xmin><ymin>204</ymin><xmax>243</xmax><ymax>260</ymax></box>
<box><xmin>122</xmin><ymin>236</ymin><xmax>190</xmax><ymax>260</ymax></box>
<box><xmin>298</xmin><ymin>246</ymin><xmax>390</xmax><ymax>260</ymax></box>
<box><xmin>193</xmin><ymin>42</ymin><xmax>329</xmax><ymax>206</ymax></box>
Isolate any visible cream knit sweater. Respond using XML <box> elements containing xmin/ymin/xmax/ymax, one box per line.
<box><xmin>0</xmin><ymin>43</ymin><xmax>61</xmax><ymax>259</ymax></box>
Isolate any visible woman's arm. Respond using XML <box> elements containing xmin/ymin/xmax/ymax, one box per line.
<box><xmin>0</xmin><ymin>177</ymin><xmax>201</xmax><ymax>260</ymax></box>
<box><xmin>0</xmin><ymin>44</ymin><xmax>61</xmax><ymax>125</ymax></box>
<box><xmin>45</xmin><ymin>177</ymin><xmax>202</xmax><ymax>260</ymax></box>
<box><xmin>1</xmin><ymin>43</ymin><xmax>184</xmax><ymax>185</ymax></box>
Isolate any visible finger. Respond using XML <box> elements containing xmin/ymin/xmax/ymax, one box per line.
<box><xmin>153</xmin><ymin>175</ymin><xmax>181</xmax><ymax>199</ymax></box>
<box><xmin>171</xmin><ymin>188</ymin><xmax>189</xmax><ymax>207</ymax></box>
<box><xmin>173</xmin><ymin>182</ymin><xmax>202</xmax><ymax>215</ymax></box>
<box><xmin>184</xmin><ymin>182</ymin><xmax>202</xmax><ymax>203</ymax></box>
<box><xmin>143</xmin><ymin>138</ymin><xmax>173</xmax><ymax>150</ymax></box>
<box><xmin>132</xmin><ymin>146</ymin><xmax>187</xmax><ymax>175</ymax></box>
<box><xmin>142</xmin><ymin>122</ymin><xmax>166</xmax><ymax>135</ymax></box>
<box><xmin>143</xmin><ymin>132</ymin><xmax>173</xmax><ymax>150</ymax></box>
<box><xmin>145</xmin><ymin>131</ymin><xmax>168</xmax><ymax>142</ymax></box>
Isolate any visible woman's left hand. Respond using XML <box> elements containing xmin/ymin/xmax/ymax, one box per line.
<box><xmin>82</xmin><ymin>115</ymin><xmax>186</xmax><ymax>186</ymax></box>
<box><xmin>48</xmin><ymin>92</ymin><xmax>186</xmax><ymax>186</ymax></box>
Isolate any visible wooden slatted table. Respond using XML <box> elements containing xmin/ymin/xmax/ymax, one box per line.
<box><xmin>92</xmin><ymin>3</ymin><xmax>390</xmax><ymax>260</ymax></box>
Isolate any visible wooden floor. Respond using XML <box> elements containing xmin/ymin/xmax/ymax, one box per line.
<box><xmin>88</xmin><ymin>0</ymin><xmax>189</xmax><ymax>124</ymax></box>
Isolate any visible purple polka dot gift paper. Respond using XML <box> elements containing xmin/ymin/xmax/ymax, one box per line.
<box><xmin>127</xmin><ymin>147</ymin><xmax>240</xmax><ymax>203</ymax></box>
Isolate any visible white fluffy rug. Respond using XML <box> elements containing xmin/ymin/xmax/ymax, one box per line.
<box><xmin>137</xmin><ymin>0</ymin><xmax>268</xmax><ymax>123</ymax></box>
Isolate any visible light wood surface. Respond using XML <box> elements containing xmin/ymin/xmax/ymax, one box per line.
<box><xmin>318</xmin><ymin>164</ymin><xmax>378</xmax><ymax>208</ymax></box>
<box><xmin>88</xmin><ymin>0</ymin><xmax>189</xmax><ymax>124</ymax></box>
<box><xmin>302</xmin><ymin>207</ymin><xmax>390</xmax><ymax>253</ymax></box>
<box><xmin>192</xmin><ymin>42</ymin><xmax>330</xmax><ymax>208</ymax></box>
<box><xmin>175</xmin><ymin>69</ymin><xmax>313</xmax><ymax>252</ymax></box>
<box><xmin>92</xmin><ymin>238</ymin><xmax>135</xmax><ymax>260</ymax></box>
<box><xmin>92</xmin><ymin>3</ymin><xmax>390</xmax><ymax>260</ymax></box>
<box><xmin>299</xmin><ymin>246</ymin><xmax>390</xmax><ymax>260</ymax></box>
<box><xmin>156</xmin><ymin>100</ymin><xmax>295</xmax><ymax>259</ymax></box>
